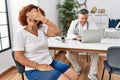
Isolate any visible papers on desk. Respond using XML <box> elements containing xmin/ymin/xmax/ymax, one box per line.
<box><xmin>104</xmin><ymin>28</ymin><xmax>120</xmax><ymax>39</ymax></box>
<box><xmin>48</xmin><ymin>36</ymin><xmax>72</xmax><ymax>43</ymax></box>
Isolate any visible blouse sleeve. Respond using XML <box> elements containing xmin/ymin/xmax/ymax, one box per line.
<box><xmin>13</xmin><ymin>31</ymin><xmax>25</xmax><ymax>51</ymax></box>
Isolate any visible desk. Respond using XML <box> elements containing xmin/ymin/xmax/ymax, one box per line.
<box><xmin>48</xmin><ymin>37</ymin><xmax>120</xmax><ymax>54</ymax></box>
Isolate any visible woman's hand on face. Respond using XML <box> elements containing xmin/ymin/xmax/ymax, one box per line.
<box><xmin>37</xmin><ymin>64</ymin><xmax>54</xmax><ymax>71</ymax></box>
<box><xmin>26</xmin><ymin>8</ymin><xmax>45</xmax><ymax>21</ymax></box>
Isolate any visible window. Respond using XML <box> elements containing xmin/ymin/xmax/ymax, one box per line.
<box><xmin>0</xmin><ymin>0</ymin><xmax>11</xmax><ymax>52</ymax></box>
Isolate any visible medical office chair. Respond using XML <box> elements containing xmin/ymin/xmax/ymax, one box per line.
<box><xmin>101</xmin><ymin>46</ymin><xmax>120</xmax><ymax>80</ymax></box>
<box><xmin>12</xmin><ymin>52</ymin><xmax>25</xmax><ymax>80</ymax></box>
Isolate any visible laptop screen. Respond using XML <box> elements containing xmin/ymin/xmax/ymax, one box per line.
<box><xmin>81</xmin><ymin>30</ymin><xmax>103</xmax><ymax>43</ymax></box>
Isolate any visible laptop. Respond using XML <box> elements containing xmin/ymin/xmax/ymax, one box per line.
<box><xmin>115</xmin><ymin>21</ymin><xmax>120</xmax><ymax>29</ymax></box>
<box><xmin>81</xmin><ymin>30</ymin><xmax>103</xmax><ymax>43</ymax></box>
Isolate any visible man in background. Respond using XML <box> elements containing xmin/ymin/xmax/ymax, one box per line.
<box><xmin>66</xmin><ymin>8</ymin><xmax>99</xmax><ymax>80</ymax></box>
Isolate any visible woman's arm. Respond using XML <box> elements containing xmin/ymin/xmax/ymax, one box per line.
<box><xmin>42</xmin><ymin>18</ymin><xmax>61</xmax><ymax>37</ymax></box>
<box><xmin>14</xmin><ymin>51</ymin><xmax>53</xmax><ymax>71</ymax></box>
<box><xmin>27</xmin><ymin>8</ymin><xmax>61</xmax><ymax>37</ymax></box>
<box><xmin>14</xmin><ymin>51</ymin><xmax>36</xmax><ymax>68</ymax></box>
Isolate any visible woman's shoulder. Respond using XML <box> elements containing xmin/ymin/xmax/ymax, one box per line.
<box><xmin>14</xmin><ymin>28</ymin><xmax>27</xmax><ymax>38</ymax></box>
<box><xmin>16</xmin><ymin>28</ymin><xmax>25</xmax><ymax>34</ymax></box>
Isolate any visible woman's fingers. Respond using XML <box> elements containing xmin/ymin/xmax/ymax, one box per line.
<box><xmin>46</xmin><ymin>65</ymin><xmax>54</xmax><ymax>71</ymax></box>
<box><xmin>37</xmin><ymin>8</ymin><xmax>40</xmax><ymax>13</ymax></box>
<box><xmin>26</xmin><ymin>8</ymin><xmax>45</xmax><ymax>21</ymax></box>
<box><xmin>37</xmin><ymin>64</ymin><xmax>54</xmax><ymax>71</ymax></box>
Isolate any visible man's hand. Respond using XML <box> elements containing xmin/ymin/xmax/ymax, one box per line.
<box><xmin>73</xmin><ymin>36</ymin><xmax>82</xmax><ymax>41</ymax></box>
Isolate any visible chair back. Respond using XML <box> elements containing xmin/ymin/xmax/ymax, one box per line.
<box><xmin>12</xmin><ymin>52</ymin><xmax>25</xmax><ymax>73</ymax></box>
<box><xmin>107</xmin><ymin>46</ymin><xmax>120</xmax><ymax>68</ymax></box>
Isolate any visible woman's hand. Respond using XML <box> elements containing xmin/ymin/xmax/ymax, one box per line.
<box><xmin>36</xmin><ymin>64</ymin><xmax>54</xmax><ymax>71</ymax></box>
<box><xmin>26</xmin><ymin>8</ymin><xmax>45</xmax><ymax>22</ymax></box>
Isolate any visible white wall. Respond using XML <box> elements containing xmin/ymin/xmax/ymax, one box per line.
<box><xmin>0</xmin><ymin>0</ymin><xmax>37</xmax><ymax>74</ymax></box>
<box><xmin>8</xmin><ymin>0</ymin><xmax>38</xmax><ymax>36</ymax></box>
<box><xmin>87</xmin><ymin>0</ymin><xmax>120</xmax><ymax>19</ymax></box>
<box><xmin>37</xmin><ymin>0</ymin><xmax>59</xmax><ymax>26</ymax></box>
<box><xmin>0</xmin><ymin>49</ymin><xmax>13</xmax><ymax>74</ymax></box>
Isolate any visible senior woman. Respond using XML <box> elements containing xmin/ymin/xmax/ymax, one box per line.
<box><xmin>13</xmin><ymin>4</ymin><xmax>78</xmax><ymax>80</ymax></box>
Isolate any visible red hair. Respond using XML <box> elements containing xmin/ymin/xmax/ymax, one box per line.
<box><xmin>18</xmin><ymin>4</ymin><xmax>45</xmax><ymax>28</ymax></box>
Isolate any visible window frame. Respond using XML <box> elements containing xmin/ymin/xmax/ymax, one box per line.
<box><xmin>0</xmin><ymin>0</ymin><xmax>11</xmax><ymax>52</ymax></box>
